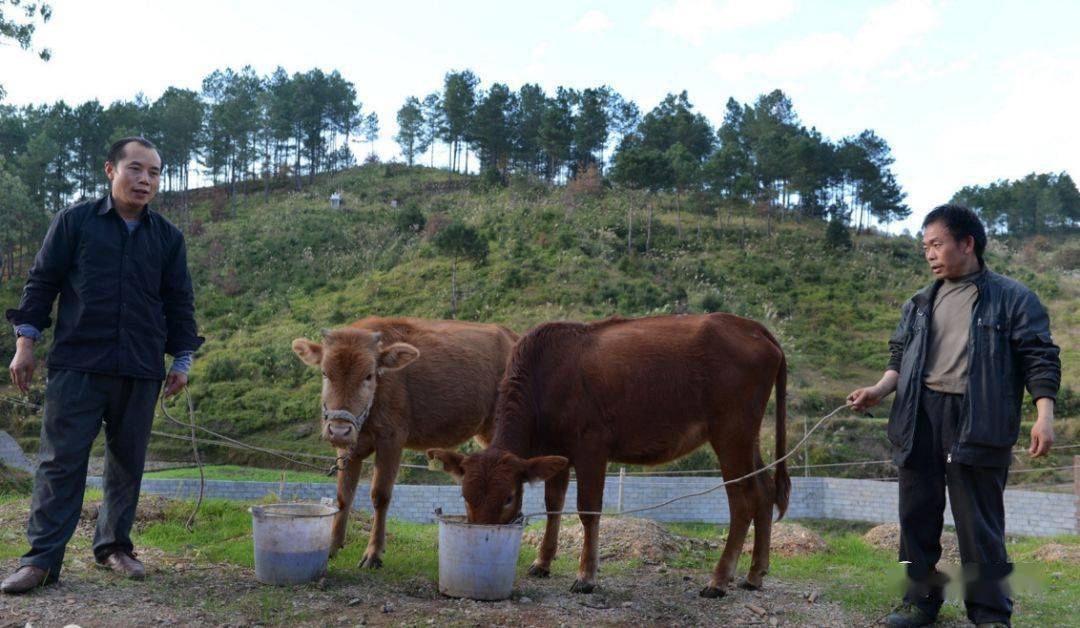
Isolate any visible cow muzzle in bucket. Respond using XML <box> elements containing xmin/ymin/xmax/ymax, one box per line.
<box><xmin>436</xmin><ymin>509</ymin><xmax>525</xmax><ymax>601</ymax></box>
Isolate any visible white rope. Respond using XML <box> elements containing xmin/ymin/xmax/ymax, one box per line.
<box><xmin>3</xmin><ymin>393</ymin><xmax>1073</xmax><ymax>481</ymax></box>
<box><xmin>149</xmin><ymin>429</ymin><xmax>434</xmax><ymax>470</ymax></box>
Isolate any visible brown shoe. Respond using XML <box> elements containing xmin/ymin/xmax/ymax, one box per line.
<box><xmin>98</xmin><ymin>551</ymin><xmax>146</xmax><ymax>580</ymax></box>
<box><xmin>1</xmin><ymin>566</ymin><xmax>50</xmax><ymax>594</ymax></box>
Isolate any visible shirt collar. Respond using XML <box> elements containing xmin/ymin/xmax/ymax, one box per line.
<box><xmin>944</xmin><ymin>267</ymin><xmax>984</xmax><ymax>286</ymax></box>
<box><xmin>99</xmin><ymin>195</ymin><xmax>152</xmax><ymax>223</ymax></box>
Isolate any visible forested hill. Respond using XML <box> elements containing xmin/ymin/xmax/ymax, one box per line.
<box><xmin>1</xmin><ymin>165</ymin><xmax>1076</xmax><ymax>468</ymax></box>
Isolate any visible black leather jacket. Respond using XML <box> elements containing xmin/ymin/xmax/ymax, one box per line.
<box><xmin>886</xmin><ymin>267</ymin><xmax>1060</xmax><ymax>467</ymax></box>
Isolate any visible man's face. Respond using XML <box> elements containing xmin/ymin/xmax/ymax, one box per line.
<box><xmin>105</xmin><ymin>143</ymin><xmax>161</xmax><ymax>210</ymax></box>
<box><xmin>922</xmin><ymin>220</ymin><xmax>975</xmax><ymax>279</ymax></box>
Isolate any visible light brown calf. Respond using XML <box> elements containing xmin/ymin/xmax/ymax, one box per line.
<box><xmin>293</xmin><ymin>317</ymin><xmax>517</xmax><ymax>567</ymax></box>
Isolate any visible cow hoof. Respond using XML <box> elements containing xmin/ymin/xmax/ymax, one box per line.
<box><xmin>569</xmin><ymin>579</ymin><xmax>595</xmax><ymax>594</ymax></box>
<box><xmin>738</xmin><ymin>578</ymin><xmax>761</xmax><ymax>591</ymax></box>
<box><xmin>699</xmin><ymin>586</ymin><xmax>726</xmax><ymax>599</ymax></box>
<box><xmin>358</xmin><ymin>554</ymin><xmax>383</xmax><ymax>569</ymax></box>
<box><xmin>528</xmin><ymin>564</ymin><xmax>551</xmax><ymax>578</ymax></box>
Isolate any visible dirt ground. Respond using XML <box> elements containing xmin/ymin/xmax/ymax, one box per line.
<box><xmin>0</xmin><ymin>502</ymin><xmax>1013</xmax><ymax>627</ymax></box>
<box><xmin>0</xmin><ymin>555</ymin><xmax>868</xmax><ymax>628</ymax></box>
<box><xmin>522</xmin><ymin>518</ymin><xmax>827</xmax><ymax>563</ymax></box>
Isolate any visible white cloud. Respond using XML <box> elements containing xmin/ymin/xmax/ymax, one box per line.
<box><xmin>711</xmin><ymin>0</ymin><xmax>940</xmax><ymax>80</ymax></box>
<box><xmin>571</xmin><ymin>10</ymin><xmax>614</xmax><ymax>34</ymax></box>
<box><xmin>521</xmin><ymin>42</ymin><xmax>550</xmax><ymax>81</ymax></box>
<box><xmin>933</xmin><ymin>51</ymin><xmax>1080</xmax><ymax>184</ymax></box>
<box><xmin>647</xmin><ymin>0</ymin><xmax>794</xmax><ymax>45</ymax></box>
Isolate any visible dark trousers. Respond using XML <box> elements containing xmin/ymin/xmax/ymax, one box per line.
<box><xmin>21</xmin><ymin>369</ymin><xmax>160</xmax><ymax>580</ymax></box>
<box><xmin>898</xmin><ymin>387</ymin><xmax>1012</xmax><ymax>625</ymax></box>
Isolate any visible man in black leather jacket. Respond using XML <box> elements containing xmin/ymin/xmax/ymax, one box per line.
<box><xmin>848</xmin><ymin>205</ymin><xmax>1060</xmax><ymax>628</ymax></box>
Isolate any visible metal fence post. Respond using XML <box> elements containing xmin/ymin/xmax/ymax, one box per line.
<box><xmin>804</xmin><ymin>414</ymin><xmax>809</xmax><ymax>477</ymax></box>
<box><xmin>618</xmin><ymin>467</ymin><xmax>625</xmax><ymax>513</ymax></box>
<box><xmin>1074</xmin><ymin>455</ymin><xmax>1079</xmax><ymax>534</ymax></box>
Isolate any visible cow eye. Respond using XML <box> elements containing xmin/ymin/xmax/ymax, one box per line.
<box><xmin>504</xmin><ymin>495</ymin><xmax>514</xmax><ymax>508</ymax></box>
<box><xmin>365</xmin><ymin>373</ymin><xmax>374</xmax><ymax>382</ymax></box>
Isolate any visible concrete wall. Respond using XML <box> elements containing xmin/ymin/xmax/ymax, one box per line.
<box><xmin>86</xmin><ymin>474</ymin><xmax>1079</xmax><ymax>537</ymax></box>
<box><xmin>0</xmin><ymin>430</ymin><xmax>34</xmax><ymax>472</ymax></box>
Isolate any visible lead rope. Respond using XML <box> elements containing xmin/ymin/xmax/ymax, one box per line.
<box><xmin>158</xmin><ymin>387</ymin><xmax>348</xmax><ymax>531</ymax></box>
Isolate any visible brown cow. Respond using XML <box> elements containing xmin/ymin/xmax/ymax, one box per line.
<box><xmin>292</xmin><ymin>317</ymin><xmax>517</xmax><ymax>568</ymax></box>
<box><xmin>429</xmin><ymin>313</ymin><xmax>789</xmax><ymax>597</ymax></box>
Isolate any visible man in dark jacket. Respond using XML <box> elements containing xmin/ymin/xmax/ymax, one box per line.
<box><xmin>2</xmin><ymin>137</ymin><xmax>203</xmax><ymax>594</ymax></box>
<box><xmin>848</xmin><ymin>205</ymin><xmax>1060</xmax><ymax>627</ymax></box>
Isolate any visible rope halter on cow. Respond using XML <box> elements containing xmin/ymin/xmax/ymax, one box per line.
<box><xmin>321</xmin><ymin>402</ymin><xmax>369</xmax><ymax>432</ymax></box>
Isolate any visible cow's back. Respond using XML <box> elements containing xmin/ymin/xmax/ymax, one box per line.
<box><xmin>519</xmin><ymin>314</ymin><xmax>782</xmax><ymax>461</ymax></box>
<box><xmin>352</xmin><ymin>317</ymin><xmax>517</xmax><ymax>448</ymax></box>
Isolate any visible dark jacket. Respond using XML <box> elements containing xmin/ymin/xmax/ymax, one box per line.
<box><xmin>6</xmin><ymin>196</ymin><xmax>203</xmax><ymax>380</ymax></box>
<box><xmin>886</xmin><ymin>267</ymin><xmax>1060</xmax><ymax>467</ymax></box>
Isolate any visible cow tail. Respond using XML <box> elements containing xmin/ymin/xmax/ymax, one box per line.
<box><xmin>773</xmin><ymin>350</ymin><xmax>791</xmax><ymax>520</ymax></box>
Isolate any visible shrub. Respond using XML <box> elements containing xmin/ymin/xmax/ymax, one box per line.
<box><xmin>394</xmin><ymin>204</ymin><xmax>426</xmax><ymax>234</ymax></box>
<box><xmin>1052</xmin><ymin>246</ymin><xmax>1080</xmax><ymax>270</ymax></box>
<box><xmin>825</xmin><ymin>218</ymin><xmax>852</xmax><ymax>251</ymax></box>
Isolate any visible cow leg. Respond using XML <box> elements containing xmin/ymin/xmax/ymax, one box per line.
<box><xmin>571</xmin><ymin>460</ymin><xmax>605</xmax><ymax>593</ymax></box>
<box><xmin>359</xmin><ymin>441</ymin><xmax>402</xmax><ymax>569</ymax></box>
<box><xmin>741</xmin><ymin>469</ymin><xmax>774</xmax><ymax>590</ymax></box>
<box><xmin>331</xmin><ymin>440</ymin><xmax>374</xmax><ymax>558</ymax></box>
<box><xmin>529</xmin><ymin>466</ymin><xmax>571</xmax><ymax>577</ymax></box>
<box><xmin>701</xmin><ymin>450</ymin><xmax>759</xmax><ymax>599</ymax></box>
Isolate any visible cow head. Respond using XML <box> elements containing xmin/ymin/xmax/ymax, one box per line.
<box><xmin>427</xmin><ymin>448</ymin><xmax>568</xmax><ymax>524</ymax></box>
<box><xmin>292</xmin><ymin>328</ymin><xmax>419</xmax><ymax>447</ymax></box>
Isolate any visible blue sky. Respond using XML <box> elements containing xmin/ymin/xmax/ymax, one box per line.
<box><xmin>2</xmin><ymin>0</ymin><xmax>1078</xmax><ymax>233</ymax></box>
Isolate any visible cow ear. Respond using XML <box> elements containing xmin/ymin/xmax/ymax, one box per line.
<box><xmin>291</xmin><ymin>339</ymin><xmax>323</xmax><ymax>366</ymax></box>
<box><xmin>524</xmin><ymin>456</ymin><xmax>569</xmax><ymax>483</ymax></box>
<box><xmin>378</xmin><ymin>342</ymin><xmax>419</xmax><ymax>373</ymax></box>
<box><xmin>427</xmin><ymin>449</ymin><xmax>465</xmax><ymax>481</ymax></box>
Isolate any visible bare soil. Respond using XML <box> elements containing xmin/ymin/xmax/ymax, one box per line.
<box><xmin>864</xmin><ymin>523</ymin><xmax>961</xmax><ymax>563</ymax></box>
<box><xmin>1031</xmin><ymin>543</ymin><xmax>1080</xmax><ymax>565</ymax></box>
<box><xmin>0</xmin><ymin>502</ymin><xmax>987</xmax><ymax>627</ymax></box>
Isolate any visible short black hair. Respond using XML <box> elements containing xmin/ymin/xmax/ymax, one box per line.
<box><xmin>106</xmin><ymin>136</ymin><xmax>159</xmax><ymax>166</ymax></box>
<box><xmin>922</xmin><ymin>204</ymin><xmax>987</xmax><ymax>264</ymax></box>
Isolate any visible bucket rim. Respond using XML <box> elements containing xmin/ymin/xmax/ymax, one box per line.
<box><xmin>249</xmin><ymin>502</ymin><xmax>339</xmax><ymax>518</ymax></box>
<box><xmin>435</xmin><ymin>511</ymin><xmax>525</xmax><ymax>530</ymax></box>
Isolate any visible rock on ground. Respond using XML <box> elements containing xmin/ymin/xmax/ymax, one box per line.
<box><xmin>522</xmin><ymin>516</ymin><xmax>708</xmax><ymax>562</ymax></box>
<box><xmin>864</xmin><ymin>523</ymin><xmax>960</xmax><ymax>563</ymax></box>
<box><xmin>741</xmin><ymin>522</ymin><xmax>826</xmax><ymax>557</ymax></box>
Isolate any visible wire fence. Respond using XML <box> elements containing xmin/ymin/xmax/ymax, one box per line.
<box><xmin>3</xmin><ymin>392</ymin><xmax>1078</xmax><ymax>483</ymax></box>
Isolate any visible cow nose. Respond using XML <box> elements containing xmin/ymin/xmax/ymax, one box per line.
<box><xmin>327</xmin><ymin>422</ymin><xmax>353</xmax><ymax>439</ymax></box>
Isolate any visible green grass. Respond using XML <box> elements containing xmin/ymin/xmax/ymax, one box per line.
<box><xmin>2</xmin><ymin>164</ymin><xmax>1077</xmax><ymax>471</ymax></box>
<box><xmin>665</xmin><ymin>520</ymin><xmax>1080</xmax><ymax>625</ymax></box>
<box><xmin>140</xmin><ymin>499</ymin><xmax>1079</xmax><ymax>624</ymax></box>
<box><xmin>2</xmin><ymin>487</ymin><xmax>1077</xmax><ymax>625</ymax></box>
<box><xmin>144</xmin><ymin>464</ymin><xmax>335</xmax><ymax>484</ymax></box>
<box><xmin>133</xmin><ymin>498</ymin><xmax>257</xmax><ymax>566</ymax></box>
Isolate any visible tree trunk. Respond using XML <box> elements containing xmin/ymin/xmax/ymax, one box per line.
<box><xmin>675</xmin><ymin>192</ymin><xmax>683</xmax><ymax>241</ymax></box>
<box><xmin>646</xmin><ymin>197</ymin><xmax>653</xmax><ymax>253</ymax></box>
<box><xmin>294</xmin><ymin>134</ymin><xmax>303</xmax><ymax>191</ymax></box>
<box><xmin>450</xmin><ymin>256</ymin><xmax>458</xmax><ymax>318</ymax></box>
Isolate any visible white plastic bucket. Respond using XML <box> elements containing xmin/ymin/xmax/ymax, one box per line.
<box><xmin>437</xmin><ymin>514</ymin><xmax>525</xmax><ymax>600</ymax></box>
<box><xmin>250</xmin><ymin>502</ymin><xmax>338</xmax><ymax>585</ymax></box>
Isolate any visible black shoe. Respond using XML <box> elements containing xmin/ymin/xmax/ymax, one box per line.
<box><xmin>884</xmin><ymin>602</ymin><xmax>935</xmax><ymax>627</ymax></box>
